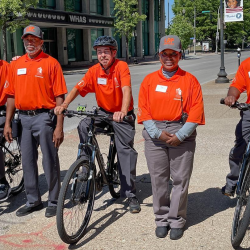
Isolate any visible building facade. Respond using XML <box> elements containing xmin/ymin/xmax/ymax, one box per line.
<box><xmin>0</xmin><ymin>0</ymin><xmax>165</xmax><ymax>65</ymax></box>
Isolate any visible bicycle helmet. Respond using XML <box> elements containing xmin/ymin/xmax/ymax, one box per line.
<box><xmin>93</xmin><ymin>36</ymin><xmax>118</xmax><ymax>50</ymax></box>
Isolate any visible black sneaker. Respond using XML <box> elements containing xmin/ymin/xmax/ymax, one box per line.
<box><xmin>45</xmin><ymin>206</ymin><xmax>57</xmax><ymax>218</ymax></box>
<box><xmin>221</xmin><ymin>185</ymin><xmax>236</xmax><ymax>197</ymax></box>
<box><xmin>128</xmin><ymin>197</ymin><xmax>141</xmax><ymax>213</ymax></box>
<box><xmin>0</xmin><ymin>183</ymin><xmax>11</xmax><ymax>202</ymax></box>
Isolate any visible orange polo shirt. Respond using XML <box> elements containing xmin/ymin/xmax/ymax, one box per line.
<box><xmin>3</xmin><ymin>52</ymin><xmax>67</xmax><ymax>110</ymax></box>
<box><xmin>75</xmin><ymin>59</ymin><xmax>134</xmax><ymax>113</ymax></box>
<box><xmin>0</xmin><ymin>60</ymin><xmax>9</xmax><ymax>106</ymax></box>
<box><xmin>138</xmin><ymin>67</ymin><xmax>205</xmax><ymax>125</ymax></box>
<box><xmin>231</xmin><ymin>57</ymin><xmax>250</xmax><ymax>103</ymax></box>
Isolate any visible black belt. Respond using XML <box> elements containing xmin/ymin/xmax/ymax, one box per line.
<box><xmin>99</xmin><ymin>107</ymin><xmax>134</xmax><ymax>116</ymax></box>
<box><xmin>162</xmin><ymin>119</ymin><xmax>182</xmax><ymax>124</ymax></box>
<box><xmin>19</xmin><ymin>109</ymin><xmax>50</xmax><ymax>116</ymax></box>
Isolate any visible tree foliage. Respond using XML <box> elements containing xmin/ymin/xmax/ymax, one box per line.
<box><xmin>0</xmin><ymin>0</ymin><xmax>38</xmax><ymax>60</ymax></box>
<box><xmin>169</xmin><ymin>15</ymin><xmax>194</xmax><ymax>50</ymax></box>
<box><xmin>113</xmin><ymin>0</ymin><xmax>146</xmax><ymax>61</ymax></box>
<box><xmin>172</xmin><ymin>0</ymin><xmax>250</xmax><ymax>50</ymax></box>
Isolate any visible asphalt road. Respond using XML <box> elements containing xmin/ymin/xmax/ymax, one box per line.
<box><xmin>63</xmin><ymin>50</ymin><xmax>250</xmax><ymax>131</ymax></box>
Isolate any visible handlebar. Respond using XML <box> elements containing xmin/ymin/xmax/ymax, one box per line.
<box><xmin>220</xmin><ymin>98</ymin><xmax>250</xmax><ymax>111</ymax></box>
<box><xmin>50</xmin><ymin>109</ymin><xmax>134</xmax><ymax>122</ymax></box>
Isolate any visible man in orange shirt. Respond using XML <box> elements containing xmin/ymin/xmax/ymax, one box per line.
<box><xmin>138</xmin><ymin>35</ymin><xmax>205</xmax><ymax>240</ymax></box>
<box><xmin>221</xmin><ymin>57</ymin><xmax>250</xmax><ymax>197</ymax></box>
<box><xmin>0</xmin><ymin>59</ymin><xmax>10</xmax><ymax>201</ymax></box>
<box><xmin>3</xmin><ymin>25</ymin><xmax>67</xmax><ymax>217</ymax></box>
<box><xmin>54</xmin><ymin>36</ymin><xmax>140</xmax><ymax>213</ymax></box>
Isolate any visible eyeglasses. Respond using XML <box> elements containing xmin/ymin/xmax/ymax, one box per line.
<box><xmin>97</xmin><ymin>49</ymin><xmax>112</xmax><ymax>55</ymax></box>
<box><xmin>160</xmin><ymin>52</ymin><xmax>179</xmax><ymax>58</ymax></box>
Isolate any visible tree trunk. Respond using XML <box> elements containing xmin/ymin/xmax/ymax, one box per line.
<box><xmin>125</xmin><ymin>36</ymin><xmax>129</xmax><ymax>62</ymax></box>
<box><xmin>2</xmin><ymin>23</ymin><xmax>7</xmax><ymax>61</ymax></box>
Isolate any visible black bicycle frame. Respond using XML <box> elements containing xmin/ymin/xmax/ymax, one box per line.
<box><xmin>236</xmin><ymin>136</ymin><xmax>250</xmax><ymax>195</ymax></box>
<box><xmin>75</xmin><ymin>114</ymin><xmax>117</xmax><ymax>188</ymax></box>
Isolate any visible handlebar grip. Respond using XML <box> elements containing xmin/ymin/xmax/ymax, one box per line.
<box><xmin>220</xmin><ymin>98</ymin><xmax>225</xmax><ymax>104</ymax></box>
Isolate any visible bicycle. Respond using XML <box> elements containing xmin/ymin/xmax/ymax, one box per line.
<box><xmin>56</xmin><ymin>107</ymin><xmax>132</xmax><ymax>244</ymax></box>
<box><xmin>0</xmin><ymin>110</ymin><xmax>23</xmax><ymax>199</ymax></box>
<box><xmin>220</xmin><ymin>99</ymin><xmax>250</xmax><ymax>248</ymax></box>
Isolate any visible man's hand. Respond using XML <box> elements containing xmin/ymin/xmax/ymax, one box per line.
<box><xmin>113</xmin><ymin>111</ymin><xmax>126</xmax><ymax>122</ymax></box>
<box><xmin>166</xmin><ymin>134</ymin><xmax>181</xmax><ymax>147</ymax></box>
<box><xmin>54</xmin><ymin>105</ymin><xmax>66</xmax><ymax>115</ymax></box>
<box><xmin>4</xmin><ymin>125</ymin><xmax>13</xmax><ymax>143</ymax></box>
<box><xmin>224</xmin><ymin>96</ymin><xmax>237</xmax><ymax>107</ymax></box>
<box><xmin>53</xmin><ymin>127</ymin><xmax>64</xmax><ymax>148</ymax></box>
<box><xmin>159</xmin><ymin>131</ymin><xmax>173</xmax><ymax>142</ymax></box>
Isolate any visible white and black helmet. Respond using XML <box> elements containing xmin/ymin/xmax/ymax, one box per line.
<box><xmin>93</xmin><ymin>36</ymin><xmax>118</xmax><ymax>50</ymax></box>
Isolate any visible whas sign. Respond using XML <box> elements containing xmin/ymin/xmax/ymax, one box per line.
<box><xmin>69</xmin><ymin>15</ymin><xmax>87</xmax><ymax>23</ymax></box>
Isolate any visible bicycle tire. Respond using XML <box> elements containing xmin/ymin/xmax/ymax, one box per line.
<box><xmin>56</xmin><ymin>158</ymin><xmax>95</xmax><ymax>244</ymax></box>
<box><xmin>4</xmin><ymin>138</ymin><xmax>24</xmax><ymax>195</ymax></box>
<box><xmin>108</xmin><ymin>153</ymin><xmax>121</xmax><ymax>199</ymax></box>
<box><xmin>231</xmin><ymin>162</ymin><xmax>250</xmax><ymax>248</ymax></box>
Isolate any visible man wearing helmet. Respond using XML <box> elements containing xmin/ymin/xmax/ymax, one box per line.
<box><xmin>54</xmin><ymin>36</ymin><xmax>140</xmax><ymax>213</ymax></box>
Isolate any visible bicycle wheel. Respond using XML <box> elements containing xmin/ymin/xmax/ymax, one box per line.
<box><xmin>231</xmin><ymin>162</ymin><xmax>250</xmax><ymax>248</ymax></box>
<box><xmin>4</xmin><ymin>138</ymin><xmax>23</xmax><ymax>195</ymax></box>
<box><xmin>56</xmin><ymin>158</ymin><xmax>95</xmax><ymax>244</ymax></box>
<box><xmin>108</xmin><ymin>153</ymin><xmax>121</xmax><ymax>199</ymax></box>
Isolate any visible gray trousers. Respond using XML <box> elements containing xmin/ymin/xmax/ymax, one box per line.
<box><xmin>19</xmin><ymin>112</ymin><xmax>60</xmax><ymax>207</ymax></box>
<box><xmin>226</xmin><ymin>110</ymin><xmax>250</xmax><ymax>190</ymax></box>
<box><xmin>0</xmin><ymin>116</ymin><xmax>5</xmax><ymax>181</ymax></box>
<box><xmin>143</xmin><ymin>121</ymin><xmax>196</xmax><ymax>229</ymax></box>
<box><xmin>77</xmin><ymin>109</ymin><xmax>138</xmax><ymax>198</ymax></box>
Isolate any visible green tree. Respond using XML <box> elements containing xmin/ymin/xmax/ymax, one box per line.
<box><xmin>169</xmin><ymin>14</ymin><xmax>193</xmax><ymax>50</ymax></box>
<box><xmin>172</xmin><ymin>0</ymin><xmax>250</xmax><ymax>51</ymax></box>
<box><xmin>113</xmin><ymin>0</ymin><xmax>146</xmax><ymax>61</ymax></box>
<box><xmin>0</xmin><ymin>0</ymin><xmax>38</xmax><ymax>61</ymax></box>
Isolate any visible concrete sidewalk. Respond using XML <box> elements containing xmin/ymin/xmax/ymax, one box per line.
<box><xmin>1</xmin><ymin>75</ymin><xmax>250</xmax><ymax>250</ymax></box>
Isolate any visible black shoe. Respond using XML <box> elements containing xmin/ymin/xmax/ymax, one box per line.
<box><xmin>221</xmin><ymin>185</ymin><xmax>236</xmax><ymax>197</ymax></box>
<box><xmin>0</xmin><ymin>183</ymin><xmax>11</xmax><ymax>202</ymax></box>
<box><xmin>170</xmin><ymin>228</ymin><xmax>184</xmax><ymax>240</ymax></box>
<box><xmin>155</xmin><ymin>226</ymin><xmax>170</xmax><ymax>238</ymax></box>
<box><xmin>16</xmin><ymin>203</ymin><xmax>44</xmax><ymax>217</ymax></box>
<box><xmin>45</xmin><ymin>206</ymin><xmax>57</xmax><ymax>218</ymax></box>
<box><xmin>128</xmin><ymin>197</ymin><xmax>141</xmax><ymax>213</ymax></box>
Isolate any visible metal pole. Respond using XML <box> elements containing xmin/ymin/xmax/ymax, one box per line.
<box><xmin>215</xmin><ymin>0</ymin><xmax>229</xmax><ymax>83</ymax></box>
<box><xmin>168</xmin><ymin>0</ymin><xmax>169</xmax><ymax>27</ymax></box>
<box><xmin>194</xmin><ymin>6</ymin><xmax>196</xmax><ymax>55</ymax></box>
<box><xmin>215</xmin><ymin>7</ymin><xmax>220</xmax><ymax>54</ymax></box>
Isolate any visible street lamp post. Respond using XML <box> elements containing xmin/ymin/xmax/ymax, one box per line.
<box><xmin>215</xmin><ymin>7</ymin><xmax>220</xmax><ymax>54</ymax></box>
<box><xmin>215</xmin><ymin>0</ymin><xmax>229</xmax><ymax>83</ymax></box>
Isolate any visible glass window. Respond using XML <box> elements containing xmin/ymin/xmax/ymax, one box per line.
<box><xmin>142</xmin><ymin>0</ymin><xmax>149</xmax><ymax>56</ymax></box>
<box><xmin>67</xmin><ymin>29</ymin><xmax>83</xmax><ymax>62</ymax></box>
<box><xmin>38</xmin><ymin>0</ymin><xmax>56</xmax><ymax>9</ymax></box>
<box><xmin>65</xmin><ymin>0</ymin><xmax>82</xmax><ymax>12</ymax></box>
<box><xmin>90</xmin><ymin>0</ymin><xmax>103</xmax><ymax>15</ymax></box>
<box><xmin>110</xmin><ymin>0</ymin><xmax>115</xmax><ymax>16</ymax></box>
<box><xmin>91</xmin><ymin>28</ymin><xmax>104</xmax><ymax>59</ymax></box>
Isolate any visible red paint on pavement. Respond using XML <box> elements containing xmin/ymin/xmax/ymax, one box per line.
<box><xmin>0</xmin><ymin>221</ymin><xmax>68</xmax><ymax>249</ymax></box>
